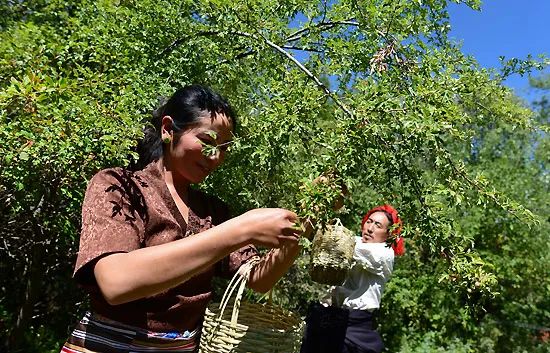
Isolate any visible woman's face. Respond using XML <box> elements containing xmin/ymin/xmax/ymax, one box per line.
<box><xmin>361</xmin><ymin>211</ymin><xmax>391</xmax><ymax>243</ymax></box>
<box><xmin>164</xmin><ymin>112</ymin><xmax>233</xmax><ymax>185</ymax></box>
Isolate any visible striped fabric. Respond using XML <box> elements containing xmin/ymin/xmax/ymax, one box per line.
<box><xmin>60</xmin><ymin>312</ymin><xmax>199</xmax><ymax>353</ymax></box>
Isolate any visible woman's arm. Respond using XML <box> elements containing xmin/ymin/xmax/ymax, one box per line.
<box><xmin>94</xmin><ymin>208</ymin><xmax>299</xmax><ymax>305</ymax></box>
<box><xmin>247</xmin><ymin>241</ymin><xmax>301</xmax><ymax>293</ymax></box>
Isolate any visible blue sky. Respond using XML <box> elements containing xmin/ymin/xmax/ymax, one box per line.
<box><xmin>289</xmin><ymin>2</ymin><xmax>548</xmax><ymax>102</ymax></box>
<box><xmin>448</xmin><ymin>1</ymin><xmax>549</xmax><ymax>103</ymax></box>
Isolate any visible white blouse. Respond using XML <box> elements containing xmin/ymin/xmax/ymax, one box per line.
<box><xmin>326</xmin><ymin>238</ymin><xmax>394</xmax><ymax>311</ymax></box>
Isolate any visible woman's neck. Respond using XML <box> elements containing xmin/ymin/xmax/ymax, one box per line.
<box><xmin>160</xmin><ymin>157</ymin><xmax>190</xmax><ymax>199</ymax></box>
<box><xmin>160</xmin><ymin>158</ymin><xmax>191</xmax><ymax>225</ymax></box>
<box><xmin>164</xmin><ymin>171</ymin><xmax>189</xmax><ymax>201</ymax></box>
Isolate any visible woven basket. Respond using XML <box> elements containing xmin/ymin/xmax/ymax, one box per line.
<box><xmin>309</xmin><ymin>219</ymin><xmax>356</xmax><ymax>285</ymax></box>
<box><xmin>199</xmin><ymin>257</ymin><xmax>304</xmax><ymax>353</ymax></box>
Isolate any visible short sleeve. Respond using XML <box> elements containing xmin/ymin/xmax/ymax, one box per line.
<box><xmin>74</xmin><ymin>169</ymin><xmax>147</xmax><ymax>285</ymax></box>
<box><xmin>353</xmin><ymin>241</ymin><xmax>394</xmax><ymax>278</ymax></box>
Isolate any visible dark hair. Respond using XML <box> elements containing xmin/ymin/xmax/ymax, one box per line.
<box><xmin>379</xmin><ymin>210</ymin><xmax>394</xmax><ymax>230</ymax></box>
<box><xmin>131</xmin><ymin>85</ymin><xmax>237</xmax><ymax>170</ymax></box>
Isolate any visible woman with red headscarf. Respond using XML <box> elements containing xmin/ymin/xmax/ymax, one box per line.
<box><xmin>300</xmin><ymin>205</ymin><xmax>404</xmax><ymax>353</ymax></box>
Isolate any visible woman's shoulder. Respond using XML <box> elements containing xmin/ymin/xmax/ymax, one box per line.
<box><xmin>84</xmin><ymin>167</ymin><xmax>123</xmax><ymax>193</ymax></box>
<box><xmin>82</xmin><ymin>166</ymin><xmax>152</xmax><ymax>225</ymax></box>
<box><xmin>84</xmin><ymin>166</ymin><xmax>154</xmax><ymax>211</ymax></box>
<box><xmin>86</xmin><ymin>167</ymin><xmax>131</xmax><ymax>193</ymax></box>
<box><xmin>87</xmin><ymin>162</ymin><xmax>157</xmax><ymax>189</ymax></box>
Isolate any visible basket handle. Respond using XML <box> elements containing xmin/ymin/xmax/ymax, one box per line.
<box><xmin>217</xmin><ymin>256</ymin><xmax>261</xmax><ymax>325</ymax></box>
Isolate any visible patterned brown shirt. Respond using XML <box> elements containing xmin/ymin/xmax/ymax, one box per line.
<box><xmin>74</xmin><ymin>160</ymin><xmax>258</xmax><ymax>332</ymax></box>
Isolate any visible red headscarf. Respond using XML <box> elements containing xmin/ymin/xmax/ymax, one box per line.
<box><xmin>361</xmin><ymin>204</ymin><xmax>405</xmax><ymax>256</ymax></box>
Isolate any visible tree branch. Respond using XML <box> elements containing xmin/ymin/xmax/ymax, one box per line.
<box><xmin>280</xmin><ymin>45</ymin><xmax>324</xmax><ymax>53</ymax></box>
<box><xmin>235</xmin><ymin>30</ymin><xmax>354</xmax><ymax>118</ymax></box>
<box><xmin>286</xmin><ymin>20</ymin><xmax>362</xmax><ymax>42</ymax></box>
<box><xmin>158</xmin><ymin>26</ymin><xmax>363</xmax><ymax>118</ymax></box>
<box><xmin>158</xmin><ymin>31</ymin><xmax>222</xmax><ymax>57</ymax></box>
<box><xmin>435</xmin><ymin>139</ymin><xmax>534</xmax><ymax>224</ymax></box>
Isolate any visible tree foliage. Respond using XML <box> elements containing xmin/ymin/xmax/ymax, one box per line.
<box><xmin>0</xmin><ymin>0</ymin><xmax>548</xmax><ymax>351</ymax></box>
<box><xmin>379</xmin><ymin>79</ymin><xmax>550</xmax><ymax>351</ymax></box>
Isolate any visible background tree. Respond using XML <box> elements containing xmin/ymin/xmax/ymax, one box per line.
<box><xmin>379</xmin><ymin>74</ymin><xmax>550</xmax><ymax>352</ymax></box>
<box><xmin>0</xmin><ymin>0</ymin><xmax>547</xmax><ymax>351</ymax></box>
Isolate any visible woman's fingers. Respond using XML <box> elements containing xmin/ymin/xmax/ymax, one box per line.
<box><xmin>283</xmin><ymin>209</ymin><xmax>298</xmax><ymax>222</ymax></box>
<box><xmin>235</xmin><ymin>208</ymin><xmax>303</xmax><ymax>247</ymax></box>
<box><xmin>282</xmin><ymin>225</ymin><xmax>302</xmax><ymax>238</ymax></box>
<box><xmin>277</xmin><ymin>235</ymin><xmax>300</xmax><ymax>245</ymax></box>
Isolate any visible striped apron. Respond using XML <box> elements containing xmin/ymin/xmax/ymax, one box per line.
<box><xmin>61</xmin><ymin>312</ymin><xmax>199</xmax><ymax>353</ymax></box>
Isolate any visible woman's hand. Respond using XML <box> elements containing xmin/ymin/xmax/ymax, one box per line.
<box><xmin>241</xmin><ymin>209</ymin><xmax>303</xmax><ymax>293</ymax></box>
<box><xmin>231</xmin><ymin>208</ymin><xmax>302</xmax><ymax>248</ymax></box>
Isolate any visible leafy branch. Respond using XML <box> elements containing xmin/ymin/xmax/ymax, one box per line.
<box><xmin>434</xmin><ymin>137</ymin><xmax>538</xmax><ymax>225</ymax></box>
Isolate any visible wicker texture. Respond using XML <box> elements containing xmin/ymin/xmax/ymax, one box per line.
<box><xmin>309</xmin><ymin>219</ymin><xmax>356</xmax><ymax>285</ymax></box>
<box><xmin>199</xmin><ymin>258</ymin><xmax>304</xmax><ymax>353</ymax></box>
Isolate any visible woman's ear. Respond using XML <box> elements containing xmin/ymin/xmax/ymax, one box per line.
<box><xmin>161</xmin><ymin>116</ymin><xmax>174</xmax><ymax>142</ymax></box>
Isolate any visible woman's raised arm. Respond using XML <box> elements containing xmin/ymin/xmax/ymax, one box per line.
<box><xmin>94</xmin><ymin>208</ymin><xmax>300</xmax><ymax>305</ymax></box>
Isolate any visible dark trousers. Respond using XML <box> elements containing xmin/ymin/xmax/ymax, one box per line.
<box><xmin>300</xmin><ymin>302</ymin><xmax>384</xmax><ymax>353</ymax></box>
